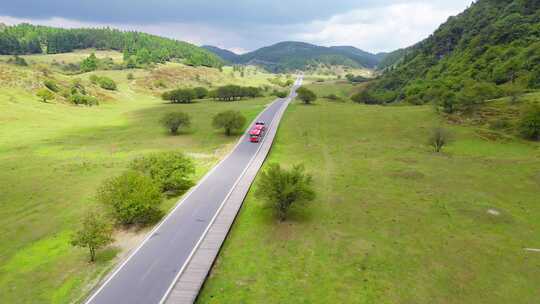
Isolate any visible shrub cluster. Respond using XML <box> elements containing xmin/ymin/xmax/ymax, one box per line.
<box><xmin>345</xmin><ymin>74</ymin><xmax>369</xmax><ymax>83</ymax></box>
<box><xmin>90</xmin><ymin>75</ymin><xmax>117</xmax><ymax>90</ymax></box>
<box><xmin>96</xmin><ymin>151</ymin><xmax>196</xmax><ymax>226</ymax></box>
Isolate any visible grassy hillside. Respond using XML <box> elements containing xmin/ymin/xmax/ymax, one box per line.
<box><xmin>198</xmin><ymin>85</ymin><xmax>540</xmax><ymax>303</ymax></box>
<box><xmin>0</xmin><ymin>51</ymin><xmax>278</xmax><ymax>303</ymax></box>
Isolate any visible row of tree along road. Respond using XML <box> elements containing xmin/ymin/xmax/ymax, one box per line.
<box><xmin>161</xmin><ymin>85</ymin><xmax>264</xmax><ymax>103</ymax></box>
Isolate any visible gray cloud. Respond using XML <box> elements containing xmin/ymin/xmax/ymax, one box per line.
<box><xmin>0</xmin><ymin>1</ymin><xmax>473</xmax><ymax>53</ymax></box>
<box><xmin>1</xmin><ymin>0</ymin><xmax>386</xmax><ymax>25</ymax></box>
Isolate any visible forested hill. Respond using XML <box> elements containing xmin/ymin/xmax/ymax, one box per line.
<box><xmin>201</xmin><ymin>45</ymin><xmax>239</xmax><ymax>63</ymax></box>
<box><xmin>0</xmin><ymin>23</ymin><xmax>223</xmax><ymax>67</ymax></box>
<box><xmin>204</xmin><ymin>41</ymin><xmax>383</xmax><ymax>72</ymax></box>
<box><xmin>363</xmin><ymin>0</ymin><xmax>540</xmax><ymax>108</ymax></box>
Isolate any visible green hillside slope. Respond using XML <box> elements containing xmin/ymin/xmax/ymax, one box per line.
<box><xmin>0</xmin><ymin>23</ymin><xmax>222</xmax><ymax>67</ymax></box>
<box><xmin>365</xmin><ymin>0</ymin><xmax>540</xmax><ymax>107</ymax></box>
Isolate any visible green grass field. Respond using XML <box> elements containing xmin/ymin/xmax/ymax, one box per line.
<box><xmin>0</xmin><ymin>57</ymin><xmax>275</xmax><ymax>303</ymax></box>
<box><xmin>198</xmin><ymin>92</ymin><xmax>540</xmax><ymax>303</ymax></box>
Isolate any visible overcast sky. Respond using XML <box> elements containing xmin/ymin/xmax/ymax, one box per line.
<box><xmin>0</xmin><ymin>0</ymin><xmax>473</xmax><ymax>54</ymax></box>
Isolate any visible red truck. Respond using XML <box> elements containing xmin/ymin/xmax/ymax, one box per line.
<box><xmin>249</xmin><ymin>121</ymin><xmax>266</xmax><ymax>143</ymax></box>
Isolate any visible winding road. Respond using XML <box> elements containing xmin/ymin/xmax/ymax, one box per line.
<box><xmin>86</xmin><ymin>77</ymin><xmax>303</xmax><ymax>304</ymax></box>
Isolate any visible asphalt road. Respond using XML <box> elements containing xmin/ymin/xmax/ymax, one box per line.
<box><xmin>86</xmin><ymin>77</ymin><xmax>303</xmax><ymax>304</ymax></box>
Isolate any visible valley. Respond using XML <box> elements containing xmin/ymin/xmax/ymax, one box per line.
<box><xmin>1</xmin><ymin>1</ymin><xmax>540</xmax><ymax>303</ymax></box>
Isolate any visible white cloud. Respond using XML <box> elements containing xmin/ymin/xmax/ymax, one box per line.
<box><xmin>290</xmin><ymin>1</ymin><xmax>472</xmax><ymax>52</ymax></box>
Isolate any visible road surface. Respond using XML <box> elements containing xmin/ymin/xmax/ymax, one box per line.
<box><xmin>86</xmin><ymin>77</ymin><xmax>302</xmax><ymax>304</ymax></box>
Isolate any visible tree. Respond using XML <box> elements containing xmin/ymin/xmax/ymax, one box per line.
<box><xmin>212</xmin><ymin>110</ymin><xmax>246</xmax><ymax>136</ymax></box>
<box><xmin>519</xmin><ymin>105</ymin><xmax>540</xmax><ymax>141</ymax></box>
<box><xmin>71</xmin><ymin>210</ymin><xmax>114</xmax><ymax>262</ymax></box>
<box><xmin>429</xmin><ymin>127</ymin><xmax>451</xmax><ymax>152</ymax></box>
<box><xmin>160</xmin><ymin>112</ymin><xmax>191</xmax><ymax>134</ymax></box>
<box><xmin>296</xmin><ymin>87</ymin><xmax>316</xmax><ymax>104</ymax></box>
<box><xmin>36</xmin><ymin>88</ymin><xmax>54</xmax><ymax>103</ymax></box>
<box><xmin>256</xmin><ymin>163</ymin><xmax>315</xmax><ymax>221</ymax></box>
<box><xmin>162</xmin><ymin>88</ymin><xmax>196</xmax><ymax>103</ymax></box>
<box><xmin>131</xmin><ymin>152</ymin><xmax>195</xmax><ymax>195</ymax></box>
<box><xmin>193</xmin><ymin>87</ymin><xmax>209</xmax><ymax>99</ymax></box>
<box><xmin>80</xmin><ymin>53</ymin><xmax>98</xmax><ymax>72</ymax></box>
<box><xmin>97</xmin><ymin>171</ymin><xmax>163</xmax><ymax>226</ymax></box>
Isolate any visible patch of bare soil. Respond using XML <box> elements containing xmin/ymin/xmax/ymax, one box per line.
<box><xmin>112</xmin><ymin>227</ymin><xmax>152</xmax><ymax>260</ymax></box>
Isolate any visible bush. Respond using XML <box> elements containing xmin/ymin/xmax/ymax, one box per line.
<box><xmin>162</xmin><ymin>88</ymin><xmax>196</xmax><ymax>103</ymax></box>
<box><xmin>160</xmin><ymin>112</ymin><xmax>191</xmax><ymax>134</ymax></box>
<box><xmin>212</xmin><ymin>110</ymin><xmax>246</xmax><ymax>136</ymax></box>
<box><xmin>345</xmin><ymin>74</ymin><xmax>369</xmax><ymax>83</ymax></box>
<box><xmin>296</xmin><ymin>87</ymin><xmax>317</xmax><ymax>104</ymax></box>
<box><xmin>43</xmin><ymin>79</ymin><xmax>60</xmax><ymax>92</ymax></box>
<box><xmin>69</xmin><ymin>93</ymin><xmax>99</xmax><ymax>106</ymax></box>
<box><xmin>97</xmin><ymin>76</ymin><xmax>117</xmax><ymax>90</ymax></box>
<box><xmin>519</xmin><ymin>105</ymin><xmax>540</xmax><ymax>140</ymax></box>
<box><xmin>71</xmin><ymin>210</ymin><xmax>114</xmax><ymax>262</ymax></box>
<box><xmin>36</xmin><ymin>88</ymin><xmax>54</xmax><ymax>103</ymax></box>
<box><xmin>97</xmin><ymin>171</ymin><xmax>163</xmax><ymax>226</ymax></box>
<box><xmin>351</xmin><ymin>90</ymin><xmax>380</xmax><ymax>104</ymax></box>
<box><xmin>429</xmin><ymin>127</ymin><xmax>451</xmax><ymax>152</ymax></box>
<box><xmin>256</xmin><ymin>163</ymin><xmax>315</xmax><ymax>221</ymax></box>
<box><xmin>131</xmin><ymin>152</ymin><xmax>195</xmax><ymax>195</ymax></box>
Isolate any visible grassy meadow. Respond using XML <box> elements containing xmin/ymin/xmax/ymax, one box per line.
<box><xmin>0</xmin><ymin>51</ymin><xmax>276</xmax><ymax>303</ymax></box>
<box><xmin>198</xmin><ymin>84</ymin><xmax>540</xmax><ymax>303</ymax></box>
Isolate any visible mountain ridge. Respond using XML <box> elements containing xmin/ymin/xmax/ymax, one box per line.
<box><xmin>203</xmin><ymin>41</ymin><xmax>391</xmax><ymax>72</ymax></box>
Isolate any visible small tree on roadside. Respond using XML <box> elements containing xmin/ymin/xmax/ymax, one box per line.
<box><xmin>71</xmin><ymin>210</ymin><xmax>114</xmax><ymax>262</ymax></box>
<box><xmin>37</xmin><ymin>88</ymin><xmax>54</xmax><ymax>103</ymax></box>
<box><xmin>256</xmin><ymin>163</ymin><xmax>315</xmax><ymax>221</ymax></box>
<box><xmin>161</xmin><ymin>112</ymin><xmax>191</xmax><ymax>134</ymax></box>
<box><xmin>296</xmin><ymin>87</ymin><xmax>317</xmax><ymax>104</ymax></box>
<box><xmin>212</xmin><ymin>110</ymin><xmax>246</xmax><ymax>136</ymax></box>
<box><xmin>131</xmin><ymin>152</ymin><xmax>195</xmax><ymax>195</ymax></box>
<box><xmin>429</xmin><ymin>127</ymin><xmax>451</xmax><ymax>152</ymax></box>
<box><xmin>98</xmin><ymin>171</ymin><xmax>163</xmax><ymax>226</ymax></box>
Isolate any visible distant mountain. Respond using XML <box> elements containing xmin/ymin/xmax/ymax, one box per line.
<box><xmin>225</xmin><ymin>41</ymin><xmax>383</xmax><ymax>72</ymax></box>
<box><xmin>201</xmin><ymin>45</ymin><xmax>239</xmax><ymax>63</ymax></box>
<box><xmin>365</xmin><ymin>0</ymin><xmax>540</xmax><ymax>105</ymax></box>
<box><xmin>329</xmin><ymin>46</ymin><xmax>381</xmax><ymax>68</ymax></box>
